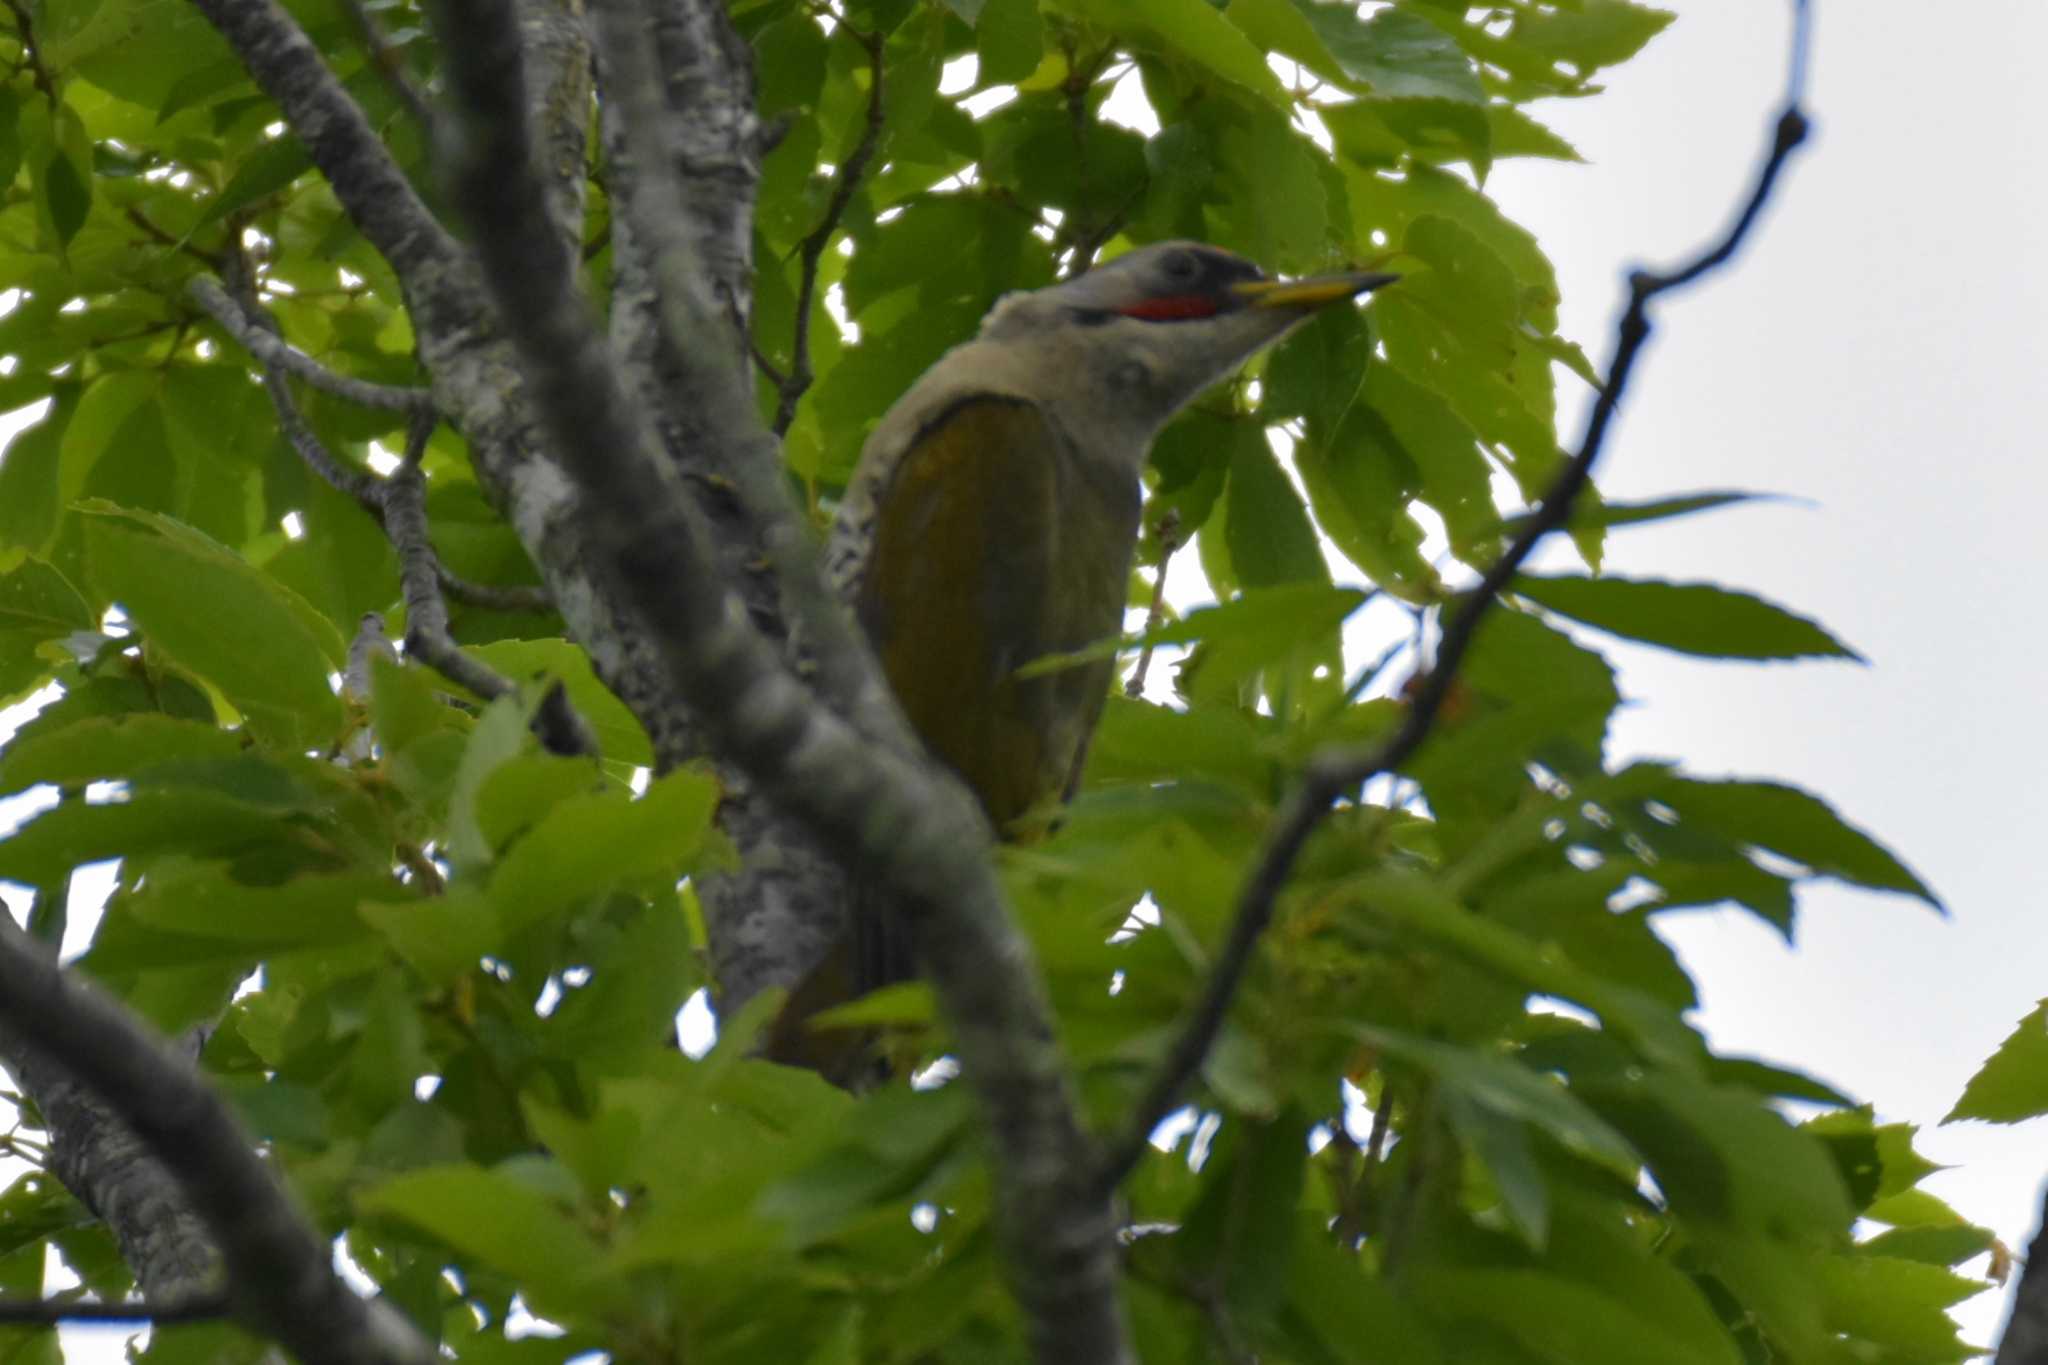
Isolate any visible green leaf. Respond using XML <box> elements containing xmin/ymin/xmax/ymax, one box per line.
<box><xmin>1360</xmin><ymin>1026</ymin><xmax>1640</xmax><ymax>1180</ymax></box>
<box><xmin>1517</xmin><ymin>574</ymin><xmax>1861</xmax><ymax>662</ymax></box>
<box><xmin>0</xmin><ymin>791</ymin><xmax>287</xmax><ymax>889</ymax></box>
<box><xmin>1227</xmin><ymin>433</ymin><xmax>1327</xmax><ymax>588</ymax></box>
<box><xmin>0</xmin><ymin>713</ymin><xmax>244</xmax><ymax>794</ymax></box>
<box><xmin>196</xmin><ymin>135</ymin><xmax>313</xmax><ymax>228</ymax></box>
<box><xmin>974</xmin><ymin>0</ymin><xmax>1042</xmax><ymax>85</ymax></box>
<box><xmin>42</xmin><ymin>149</ymin><xmax>92</xmax><ymax>248</ymax></box>
<box><xmin>489</xmin><ymin>766</ymin><xmax>718</xmax><ymax>939</ymax></box>
<box><xmin>1174</xmin><ymin>1113</ymin><xmax>1307</xmax><ymax>1316</ymax></box>
<box><xmin>1580</xmin><ymin>1070</ymin><xmax>1852</xmax><ymax>1236</ymax></box>
<box><xmin>1543</xmin><ymin>489</ymin><xmax>1777</xmax><ymax>536</ymax></box>
<box><xmin>1947</xmin><ymin>1000</ymin><xmax>2048</xmax><ymax>1123</ymax></box>
<box><xmin>359</xmin><ymin>889</ymin><xmax>500</xmax><ymax>988</ymax></box>
<box><xmin>1206</xmin><ymin>108</ymin><xmax>1332</xmax><ymax>271</ymax></box>
<box><xmin>1506</xmin><ymin>0</ymin><xmax>1676</xmax><ymax>75</ymax></box>
<box><xmin>1415</xmin><ymin>1267</ymin><xmax>1740</xmax><ymax>1365</ymax></box>
<box><xmin>444</xmin><ymin>697</ymin><xmax>533</xmax><ymax>871</ymax></box>
<box><xmin>1086</xmin><ymin>0</ymin><xmax>1289</xmax><ymax>108</ymax></box>
<box><xmin>359</xmin><ymin>1164</ymin><xmax>614</xmax><ymax>1316</ymax></box>
<box><xmin>0</xmin><ymin>556</ymin><xmax>95</xmax><ymax>700</ymax></box>
<box><xmin>1291</xmin><ymin>3</ymin><xmax>1481</xmax><ymax>102</ymax></box>
<box><xmin>462</xmin><ymin>644</ymin><xmax>648</xmax><ymax>770</ymax></box>
<box><xmin>1489</xmin><ymin>105</ymin><xmax>1583</xmax><ymax>163</ymax></box>
<box><xmin>0</xmin><ymin>385</ymin><xmax>81</xmax><ymax>559</ymax></box>
<box><xmin>1860</xmin><ymin>1224</ymin><xmax>1996</xmax><ymax>1269</ymax></box>
<box><xmin>80</xmin><ymin>504</ymin><xmax>345</xmax><ymax>746</ymax></box>
<box><xmin>758</xmin><ymin>1083</ymin><xmax>974</xmax><ymax>1244</ymax></box>
<box><xmin>1651</xmin><ymin>775</ymin><xmax>1940</xmax><ymax>910</ymax></box>
<box><xmin>1820</xmin><ymin>1254</ymin><xmax>1984</xmax><ymax>1361</ymax></box>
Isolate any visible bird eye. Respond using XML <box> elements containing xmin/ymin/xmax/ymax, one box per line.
<box><xmin>1162</xmin><ymin>250</ymin><xmax>1199</xmax><ymax>280</ymax></box>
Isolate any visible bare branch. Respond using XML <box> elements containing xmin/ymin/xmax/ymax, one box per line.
<box><xmin>0</xmin><ymin>1294</ymin><xmax>230</xmax><ymax>1325</ymax></box>
<box><xmin>385</xmin><ymin>412</ymin><xmax>593</xmax><ymax>755</ymax></box>
<box><xmin>187</xmin><ymin>0</ymin><xmax>462</xmax><ymax>284</ymax></box>
<box><xmin>1094</xmin><ymin>0</ymin><xmax>1816</xmax><ymax>1195</ymax></box>
<box><xmin>0</xmin><ymin>921</ymin><xmax>432</xmax><ymax>1365</ymax></box>
<box><xmin>437</xmin><ymin>3</ymin><xmax>1131</xmax><ymax>1359</ymax></box>
<box><xmin>1</xmin><ymin>0</ymin><xmax>57</xmax><ymax>104</ymax></box>
<box><xmin>770</xmin><ymin>24</ymin><xmax>884</xmax><ymax>438</ymax></box>
<box><xmin>187</xmin><ymin>276</ymin><xmax>433</xmax><ymax>413</ymax></box>
<box><xmin>433</xmin><ymin>567</ymin><xmax>555</xmax><ymax>614</ymax></box>
<box><xmin>336</xmin><ymin>0</ymin><xmax>435</xmax><ymax>131</ymax></box>
<box><xmin>1124</xmin><ymin>509</ymin><xmax>1182</xmax><ymax>698</ymax></box>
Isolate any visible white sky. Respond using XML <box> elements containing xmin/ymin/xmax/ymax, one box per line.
<box><xmin>6</xmin><ymin>0</ymin><xmax>2046</xmax><ymax>1355</ymax></box>
<box><xmin>1481</xmin><ymin>0</ymin><xmax>2048</xmax><ymax>1345</ymax></box>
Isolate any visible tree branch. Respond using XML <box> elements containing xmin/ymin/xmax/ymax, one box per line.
<box><xmin>0</xmin><ymin>921</ymin><xmax>431</xmax><ymax>1365</ymax></box>
<box><xmin>771</xmin><ymin>23</ymin><xmax>883</xmax><ymax>438</ymax></box>
<box><xmin>187</xmin><ymin>277</ymin><xmax>432</xmax><ymax>413</ymax></box>
<box><xmin>0</xmin><ymin>1293</ymin><xmax>230</xmax><ymax>1325</ymax></box>
<box><xmin>434</xmin><ymin>3</ymin><xmax>1131</xmax><ymax>1359</ymax></box>
<box><xmin>386</xmin><ymin>414</ymin><xmax>595</xmax><ymax>755</ymax></box>
<box><xmin>1093</xmin><ymin>0</ymin><xmax>1816</xmax><ymax>1195</ymax></box>
<box><xmin>187</xmin><ymin>0</ymin><xmax>462</xmax><ymax>285</ymax></box>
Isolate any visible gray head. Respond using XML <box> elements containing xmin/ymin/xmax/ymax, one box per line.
<box><xmin>975</xmin><ymin>241</ymin><xmax>1396</xmax><ymax>460</ymax></box>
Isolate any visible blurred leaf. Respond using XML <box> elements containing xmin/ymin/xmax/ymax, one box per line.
<box><xmin>360</xmin><ymin>1164</ymin><xmax>613</xmax><ymax>1317</ymax></box>
<box><xmin>975</xmin><ymin>0</ymin><xmax>1043</xmax><ymax>84</ymax></box>
<box><xmin>1089</xmin><ymin>0</ymin><xmax>1288</xmax><ymax>108</ymax></box>
<box><xmin>1506</xmin><ymin>0</ymin><xmax>1676</xmax><ymax>75</ymax></box>
<box><xmin>1518</xmin><ymin>574</ymin><xmax>1860</xmax><ymax>662</ymax></box>
<box><xmin>1651</xmin><ymin>775</ymin><xmax>1940</xmax><ymax>910</ymax></box>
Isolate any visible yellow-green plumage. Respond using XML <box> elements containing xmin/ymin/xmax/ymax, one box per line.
<box><xmin>858</xmin><ymin>395</ymin><xmax>1136</xmax><ymax>837</ymax></box>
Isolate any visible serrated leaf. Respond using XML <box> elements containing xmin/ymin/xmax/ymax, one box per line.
<box><xmin>1652</xmin><ymin>775</ymin><xmax>1940</xmax><ymax>910</ymax></box>
<box><xmin>1087</xmin><ymin>0</ymin><xmax>1288</xmax><ymax>108</ymax></box>
<box><xmin>1517</xmin><ymin>574</ymin><xmax>1861</xmax><ymax>662</ymax></box>
<box><xmin>1506</xmin><ymin>0</ymin><xmax>1676</xmax><ymax>75</ymax></box>
<box><xmin>1947</xmin><ymin>1000</ymin><xmax>2048</xmax><ymax>1124</ymax></box>
<box><xmin>80</xmin><ymin>504</ymin><xmax>344</xmax><ymax>746</ymax></box>
<box><xmin>1292</xmin><ymin>2</ymin><xmax>1481</xmax><ymax>102</ymax></box>
<box><xmin>0</xmin><ymin>713</ymin><xmax>244</xmax><ymax>795</ymax></box>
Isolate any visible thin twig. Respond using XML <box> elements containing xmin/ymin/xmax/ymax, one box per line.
<box><xmin>386</xmin><ymin>410</ymin><xmax>592</xmax><ymax>753</ymax></box>
<box><xmin>771</xmin><ymin>24</ymin><xmax>884</xmax><ymax>437</ymax></box>
<box><xmin>1124</xmin><ymin>510</ymin><xmax>1181</xmax><ymax>699</ymax></box>
<box><xmin>188</xmin><ymin>276</ymin><xmax>433</xmax><ymax>413</ymax></box>
<box><xmin>1092</xmin><ymin>0</ymin><xmax>1816</xmax><ymax>1196</ymax></box>
<box><xmin>1</xmin><ymin>0</ymin><xmax>56</xmax><ymax>103</ymax></box>
<box><xmin>337</xmin><ymin>0</ymin><xmax>435</xmax><ymax>131</ymax></box>
<box><xmin>433</xmin><ymin>568</ymin><xmax>555</xmax><ymax>613</ymax></box>
<box><xmin>203</xmin><ymin>269</ymin><xmax>562</xmax><ymax>624</ymax></box>
<box><xmin>0</xmin><ymin>1294</ymin><xmax>231</xmax><ymax>1325</ymax></box>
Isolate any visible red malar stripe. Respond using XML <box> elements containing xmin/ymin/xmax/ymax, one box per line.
<box><xmin>1118</xmin><ymin>294</ymin><xmax>1219</xmax><ymax>321</ymax></box>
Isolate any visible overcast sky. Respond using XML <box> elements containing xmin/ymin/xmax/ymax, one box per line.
<box><xmin>1480</xmin><ymin>0</ymin><xmax>2048</xmax><ymax>1344</ymax></box>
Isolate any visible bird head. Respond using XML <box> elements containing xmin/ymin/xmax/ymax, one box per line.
<box><xmin>973</xmin><ymin>241</ymin><xmax>1397</xmax><ymax>462</ymax></box>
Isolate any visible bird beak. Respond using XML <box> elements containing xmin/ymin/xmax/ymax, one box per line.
<box><xmin>1233</xmin><ymin>271</ymin><xmax>1399</xmax><ymax>311</ymax></box>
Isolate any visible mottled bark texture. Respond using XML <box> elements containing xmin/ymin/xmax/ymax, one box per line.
<box><xmin>595</xmin><ymin>0</ymin><xmax>852</xmax><ymax>1015</ymax></box>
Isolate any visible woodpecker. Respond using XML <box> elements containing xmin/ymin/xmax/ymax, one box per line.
<box><xmin>793</xmin><ymin>241</ymin><xmax>1394</xmax><ymax>1062</ymax></box>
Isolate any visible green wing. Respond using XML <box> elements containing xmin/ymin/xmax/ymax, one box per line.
<box><xmin>858</xmin><ymin>394</ymin><xmax>1140</xmax><ymax>834</ymax></box>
